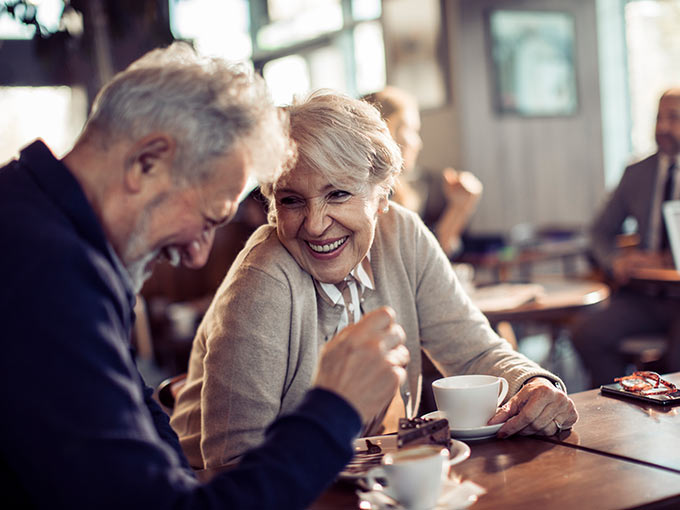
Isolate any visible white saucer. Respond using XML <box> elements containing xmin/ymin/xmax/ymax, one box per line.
<box><xmin>422</xmin><ymin>411</ymin><xmax>505</xmax><ymax>441</ymax></box>
<box><xmin>357</xmin><ymin>477</ymin><xmax>486</xmax><ymax>510</ymax></box>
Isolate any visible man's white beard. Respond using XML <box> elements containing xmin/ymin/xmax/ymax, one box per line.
<box><xmin>125</xmin><ymin>246</ymin><xmax>182</xmax><ymax>294</ymax></box>
<box><xmin>122</xmin><ymin>207</ymin><xmax>158</xmax><ymax>294</ymax></box>
<box><xmin>126</xmin><ymin>251</ymin><xmax>157</xmax><ymax>294</ymax></box>
<box><xmin>122</xmin><ymin>200</ymin><xmax>182</xmax><ymax>294</ymax></box>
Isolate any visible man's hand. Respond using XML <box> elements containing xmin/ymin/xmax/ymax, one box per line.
<box><xmin>487</xmin><ymin>377</ymin><xmax>578</xmax><ymax>437</ymax></box>
<box><xmin>611</xmin><ymin>249</ymin><xmax>667</xmax><ymax>285</ymax></box>
<box><xmin>313</xmin><ymin>307</ymin><xmax>409</xmax><ymax>423</ymax></box>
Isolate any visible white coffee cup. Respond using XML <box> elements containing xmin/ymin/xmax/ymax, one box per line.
<box><xmin>365</xmin><ymin>444</ymin><xmax>450</xmax><ymax>510</ymax></box>
<box><xmin>432</xmin><ymin>374</ymin><xmax>509</xmax><ymax>429</ymax></box>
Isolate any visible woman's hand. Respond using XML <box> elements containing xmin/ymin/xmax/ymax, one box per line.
<box><xmin>488</xmin><ymin>377</ymin><xmax>578</xmax><ymax>437</ymax></box>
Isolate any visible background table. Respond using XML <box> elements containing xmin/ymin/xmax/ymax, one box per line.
<box><xmin>469</xmin><ymin>277</ymin><xmax>610</xmax><ymax>367</ymax></box>
<box><xmin>628</xmin><ymin>267</ymin><xmax>680</xmax><ymax>295</ymax></box>
<box><xmin>472</xmin><ymin>277</ymin><xmax>610</xmax><ymax>324</ymax></box>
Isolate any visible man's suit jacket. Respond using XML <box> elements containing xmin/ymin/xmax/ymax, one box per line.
<box><xmin>590</xmin><ymin>153</ymin><xmax>660</xmax><ymax>271</ymax></box>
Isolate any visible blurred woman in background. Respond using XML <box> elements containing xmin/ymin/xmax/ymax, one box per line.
<box><xmin>363</xmin><ymin>86</ymin><xmax>483</xmax><ymax>257</ymax></box>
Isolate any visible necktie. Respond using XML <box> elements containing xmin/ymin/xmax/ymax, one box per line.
<box><xmin>660</xmin><ymin>162</ymin><xmax>677</xmax><ymax>250</ymax></box>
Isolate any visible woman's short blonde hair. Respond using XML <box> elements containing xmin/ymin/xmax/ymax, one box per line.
<box><xmin>260</xmin><ymin>90</ymin><xmax>403</xmax><ymax>220</ymax></box>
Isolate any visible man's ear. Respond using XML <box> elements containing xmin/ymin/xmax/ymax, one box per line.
<box><xmin>123</xmin><ymin>133</ymin><xmax>176</xmax><ymax>193</ymax></box>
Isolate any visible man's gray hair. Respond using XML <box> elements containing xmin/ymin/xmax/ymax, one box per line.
<box><xmin>260</xmin><ymin>90</ymin><xmax>402</xmax><ymax>220</ymax></box>
<box><xmin>81</xmin><ymin>42</ymin><xmax>292</xmax><ymax>183</ymax></box>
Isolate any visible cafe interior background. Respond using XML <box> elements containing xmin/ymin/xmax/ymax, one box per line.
<box><xmin>2</xmin><ymin>0</ymin><xmax>680</xmax><ymax>394</ymax></box>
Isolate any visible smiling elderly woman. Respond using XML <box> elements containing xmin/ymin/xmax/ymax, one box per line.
<box><xmin>170</xmin><ymin>90</ymin><xmax>577</xmax><ymax>469</ymax></box>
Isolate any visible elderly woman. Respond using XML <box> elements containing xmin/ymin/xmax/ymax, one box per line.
<box><xmin>171</xmin><ymin>91</ymin><xmax>577</xmax><ymax>469</ymax></box>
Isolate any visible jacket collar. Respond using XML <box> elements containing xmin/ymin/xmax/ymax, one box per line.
<box><xmin>19</xmin><ymin>140</ymin><xmax>136</xmax><ymax>309</ymax></box>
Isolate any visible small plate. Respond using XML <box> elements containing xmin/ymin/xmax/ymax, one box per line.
<box><xmin>340</xmin><ymin>433</ymin><xmax>471</xmax><ymax>480</ymax></box>
<box><xmin>357</xmin><ymin>478</ymin><xmax>486</xmax><ymax>510</ymax></box>
<box><xmin>422</xmin><ymin>411</ymin><xmax>505</xmax><ymax>441</ymax></box>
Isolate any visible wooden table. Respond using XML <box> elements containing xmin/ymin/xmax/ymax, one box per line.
<box><xmin>311</xmin><ymin>373</ymin><xmax>680</xmax><ymax>509</ymax></box>
<box><xmin>629</xmin><ymin>267</ymin><xmax>680</xmax><ymax>291</ymax></box>
<box><xmin>542</xmin><ymin>372</ymin><xmax>680</xmax><ymax>474</ymax></box>
<box><xmin>453</xmin><ymin>438</ymin><xmax>680</xmax><ymax>510</ymax></box>
<box><xmin>470</xmin><ymin>277</ymin><xmax>610</xmax><ymax>357</ymax></box>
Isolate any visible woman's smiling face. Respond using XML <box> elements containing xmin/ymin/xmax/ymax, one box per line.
<box><xmin>274</xmin><ymin>165</ymin><xmax>386</xmax><ymax>284</ymax></box>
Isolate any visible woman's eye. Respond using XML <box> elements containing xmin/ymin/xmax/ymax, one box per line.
<box><xmin>278</xmin><ymin>196</ymin><xmax>304</xmax><ymax>208</ymax></box>
<box><xmin>328</xmin><ymin>190</ymin><xmax>351</xmax><ymax>202</ymax></box>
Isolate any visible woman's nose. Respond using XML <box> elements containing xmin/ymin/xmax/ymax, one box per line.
<box><xmin>182</xmin><ymin>229</ymin><xmax>215</xmax><ymax>269</ymax></box>
<box><xmin>303</xmin><ymin>202</ymin><xmax>331</xmax><ymax>236</ymax></box>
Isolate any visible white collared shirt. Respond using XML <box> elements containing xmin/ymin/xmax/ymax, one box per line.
<box><xmin>317</xmin><ymin>256</ymin><xmax>374</xmax><ymax>334</ymax></box>
<box><xmin>649</xmin><ymin>154</ymin><xmax>680</xmax><ymax>251</ymax></box>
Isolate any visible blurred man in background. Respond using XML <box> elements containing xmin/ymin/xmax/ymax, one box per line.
<box><xmin>573</xmin><ymin>88</ymin><xmax>680</xmax><ymax>387</ymax></box>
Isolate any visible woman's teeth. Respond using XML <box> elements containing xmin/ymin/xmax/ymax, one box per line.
<box><xmin>307</xmin><ymin>237</ymin><xmax>347</xmax><ymax>253</ymax></box>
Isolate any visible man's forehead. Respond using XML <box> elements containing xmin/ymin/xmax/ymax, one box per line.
<box><xmin>188</xmin><ymin>149</ymin><xmax>250</xmax><ymax>213</ymax></box>
<box><xmin>209</xmin><ymin>147</ymin><xmax>250</xmax><ymax>187</ymax></box>
<box><xmin>661</xmin><ymin>94</ymin><xmax>680</xmax><ymax>108</ymax></box>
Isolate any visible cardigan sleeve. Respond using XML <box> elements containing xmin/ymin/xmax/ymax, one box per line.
<box><xmin>411</xmin><ymin>216</ymin><xmax>563</xmax><ymax>398</ymax></box>
<box><xmin>198</xmin><ymin>265</ymin><xmax>296</xmax><ymax>467</ymax></box>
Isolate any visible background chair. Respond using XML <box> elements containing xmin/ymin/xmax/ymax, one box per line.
<box><xmin>619</xmin><ymin>334</ymin><xmax>669</xmax><ymax>373</ymax></box>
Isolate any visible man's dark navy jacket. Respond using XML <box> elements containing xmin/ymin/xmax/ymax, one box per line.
<box><xmin>0</xmin><ymin>140</ymin><xmax>360</xmax><ymax>509</ymax></box>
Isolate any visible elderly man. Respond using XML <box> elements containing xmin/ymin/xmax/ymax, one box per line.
<box><xmin>573</xmin><ymin>88</ymin><xmax>680</xmax><ymax>387</ymax></box>
<box><xmin>0</xmin><ymin>43</ymin><xmax>408</xmax><ymax>510</ymax></box>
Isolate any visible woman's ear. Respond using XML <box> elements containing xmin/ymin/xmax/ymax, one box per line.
<box><xmin>123</xmin><ymin>133</ymin><xmax>176</xmax><ymax>193</ymax></box>
<box><xmin>378</xmin><ymin>195</ymin><xmax>389</xmax><ymax>214</ymax></box>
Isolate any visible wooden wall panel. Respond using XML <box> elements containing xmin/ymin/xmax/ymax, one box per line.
<box><xmin>442</xmin><ymin>0</ymin><xmax>606</xmax><ymax>235</ymax></box>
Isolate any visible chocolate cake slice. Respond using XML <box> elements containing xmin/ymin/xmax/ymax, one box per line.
<box><xmin>397</xmin><ymin>417</ymin><xmax>450</xmax><ymax>448</ymax></box>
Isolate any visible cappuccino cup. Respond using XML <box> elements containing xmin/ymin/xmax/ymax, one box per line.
<box><xmin>365</xmin><ymin>444</ymin><xmax>450</xmax><ymax>510</ymax></box>
<box><xmin>432</xmin><ymin>374</ymin><xmax>508</xmax><ymax>429</ymax></box>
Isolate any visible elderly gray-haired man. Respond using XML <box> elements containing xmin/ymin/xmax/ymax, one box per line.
<box><xmin>0</xmin><ymin>43</ymin><xmax>408</xmax><ymax>510</ymax></box>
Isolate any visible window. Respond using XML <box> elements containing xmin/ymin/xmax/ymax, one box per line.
<box><xmin>0</xmin><ymin>0</ymin><xmax>63</xmax><ymax>39</ymax></box>
<box><xmin>0</xmin><ymin>85</ymin><xmax>87</xmax><ymax>165</ymax></box>
<box><xmin>625</xmin><ymin>0</ymin><xmax>680</xmax><ymax>158</ymax></box>
<box><xmin>597</xmin><ymin>0</ymin><xmax>680</xmax><ymax>188</ymax></box>
<box><xmin>252</xmin><ymin>0</ymin><xmax>385</xmax><ymax>104</ymax></box>
<box><xmin>169</xmin><ymin>0</ymin><xmax>252</xmax><ymax>62</ymax></box>
<box><xmin>169</xmin><ymin>0</ymin><xmax>385</xmax><ymax>104</ymax></box>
